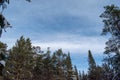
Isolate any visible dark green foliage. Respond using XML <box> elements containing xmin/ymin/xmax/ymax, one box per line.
<box><xmin>88</xmin><ymin>50</ymin><xmax>96</xmax><ymax>80</ymax></box>
<box><xmin>65</xmin><ymin>52</ymin><xmax>73</xmax><ymax>79</ymax></box>
<box><xmin>32</xmin><ymin>46</ymin><xmax>44</xmax><ymax>80</ymax></box>
<box><xmin>3</xmin><ymin>36</ymin><xmax>35</xmax><ymax>80</ymax></box>
<box><xmin>0</xmin><ymin>36</ymin><xmax>116</xmax><ymax>80</ymax></box>
<box><xmin>74</xmin><ymin>66</ymin><xmax>79</xmax><ymax>80</ymax></box>
<box><xmin>100</xmin><ymin>4</ymin><xmax>120</xmax><ymax>36</ymax></box>
<box><xmin>0</xmin><ymin>41</ymin><xmax>7</xmax><ymax>76</ymax></box>
<box><xmin>88</xmin><ymin>50</ymin><xmax>104</xmax><ymax>80</ymax></box>
<box><xmin>51</xmin><ymin>49</ymin><xmax>67</xmax><ymax>80</ymax></box>
<box><xmin>33</xmin><ymin>48</ymin><xmax>76</xmax><ymax>80</ymax></box>
<box><xmin>101</xmin><ymin>63</ymin><xmax>113</xmax><ymax>80</ymax></box>
<box><xmin>41</xmin><ymin>48</ymin><xmax>54</xmax><ymax>80</ymax></box>
<box><xmin>66</xmin><ymin>53</ymin><xmax>72</xmax><ymax>70</ymax></box>
<box><xmin>88</xmin><ymin>50</ymin><xmax>96</xmax><ymax>69</ymax></box>
<box><xmin>100</xmin><ymin>4</ymin><xmax>120</xmax><ymax>76</ymax></box>
<box><xmin>81</xmin><ymin>71</ymin><xmax>88</xmax><ymax>80</ymax></box>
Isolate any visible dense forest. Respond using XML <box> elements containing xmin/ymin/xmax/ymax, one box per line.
<box><xmin>0</xmin><ymin>0</ymin><xmax>120</xmax><ymax>80</ymax></box>
<box><xmin>0</xmin><ymin>36</ymin><xmax>117</xmax><ymax>80</ymax></box>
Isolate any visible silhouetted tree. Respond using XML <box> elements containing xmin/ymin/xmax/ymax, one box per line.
<box><xmin>88</xmin><ymin>50</ymin><xmax>97</xmax><ymax>80</ymax></box>
<box><xmin>74</xmin><ymin>65</ymin><xmax>79</xmax><ymax>80</ymax></box>
<box><xmin>81</xmin><ymin>71</ymin><xmax>87</xmax><ymax>80</ymax></box>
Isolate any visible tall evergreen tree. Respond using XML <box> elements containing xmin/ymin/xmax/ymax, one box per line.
<box><xmin>42</xmin><ymin>47</ymin><xmax>54</xmax><ymax>80</ymax></box>
<box><xmin>88</xmin><ymin>50</ymin><xmax>97</xmax><ymax>80</ymax></box>
<box><xmin>3</xmin><ymin>36</ymin><xmax>34</xmax><ymax>80</ymax></box>
<box><xmin>65</xmin><ymin>52</ymin><xmax>73</xmax><ymax>79</ymax></box>
<box><xmin>100</xmin><ymin>4</ymin><xmax>120</xmax><ymax>77</ymax></box>
<box><xmin>88</xmin><ymin>50</ymin><xmax>96</xmax><ymax>69</ymax></box>
<box><xmin>32</xmin><ymin>46</ymin><xmax>45</xmax><ymax>80</ymax></box>
<box><xmin>52</xmin><ymin>49</ymin><xmax>67</xmax><ymax>80</ymax></box>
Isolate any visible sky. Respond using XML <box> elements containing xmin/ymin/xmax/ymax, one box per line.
<box><xmin>0</xmin><ymin>0</ymin><xmax>120</xmax><ymax>72</ymax></box>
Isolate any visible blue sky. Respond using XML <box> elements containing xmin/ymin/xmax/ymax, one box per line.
<box><xmin>0</xmin><ymin>0</ymin><xmax>120</xmax><ymax>72</ymax></box>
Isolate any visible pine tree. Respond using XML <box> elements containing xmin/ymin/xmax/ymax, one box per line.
<box><xmin>3</xmin><ymin>36</ymin><xmax>35</xmax><ymax>80</ymax></box>
<box><xmin>100</xmin><ymin>4</ymin><xmax>120</xmax><ymax>76</ymax></box>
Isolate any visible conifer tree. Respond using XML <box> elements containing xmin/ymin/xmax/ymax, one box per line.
<box><xmin>101</xmin><ymin>63</ymin><xmax>113</xmax><ymax>80</ymax></box>
<box><xmin>32</xmin><ymin>46</ymin><xmax>44</xmax><ymax>80</ymax></box>
<box><xmin>74</xmin><ymin>65</ymin><xmax>79</xmax><ymax>80</ymax></box>
<box><xmin>65</xmin><ymin>52</ymin><xmax>73</xmax><ymax>79</ymax></box>
<box><xmin>42</xmin><ymin>47</ymin><xmax>54</xmax><ymax>80</ymax></box>
<box><xmin>3</xmin><ymin>36</ymin><xmax>34</xmax><ymax>80</ymax></box>
<box><xmin>79</xmin><ymin>71</ymin><xmax>82</xmax><ymax>80</ymax></box>
<box><xmin>100</xmin><ymin>4</ymin><xmax>120</xmax><ymax>77</ymax></box>
<box><xmin>88</xmin><ymin>50</ymin><xmax>96</xmax><ymax>80</ymax></box>
<box><xmin>53</xmin><ymin>49</ymin><xmax>67</xmax><ymax>80</ymax></box>
<box><xmin>81</xmin><ymin>71</ymin><xmax>87</xmax><ymax>80</ymax></box>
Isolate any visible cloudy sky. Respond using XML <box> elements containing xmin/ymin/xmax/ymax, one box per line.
<box><xmin>0</xmin><ymin>0</ymin><xmax>120</xmax><ymax>72</ymax></box>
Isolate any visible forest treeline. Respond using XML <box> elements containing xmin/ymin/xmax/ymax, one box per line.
<box><xmin>0</xmin><ymin>0</ymin><xmax>120</xmax><ymax>79</ymax></box>
<box><xmin>0</xmin><ymin>36</ymin><xmax>116</xmax><ymax>80</ymax></box>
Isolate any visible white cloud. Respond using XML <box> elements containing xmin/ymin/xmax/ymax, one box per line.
<box><xmin>32</xmin><ymin>35</ymin><xmax>107</xmax><ymax>54</ymax></box>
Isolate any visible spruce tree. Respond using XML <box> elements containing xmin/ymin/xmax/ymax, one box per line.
<box><xmin>3</xmin><ymin>36</ymin><xmax>34</xmax><ymax>80</ymax></box>
<box><xmin>88</xmin><ymin>50</ymin><xmax>96</xmax><ymax>80</ymax></box>
<box><xmin>65</xmin><ymin>52</ymin><xmax>73</xmax><ymax>79</ymax></box>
